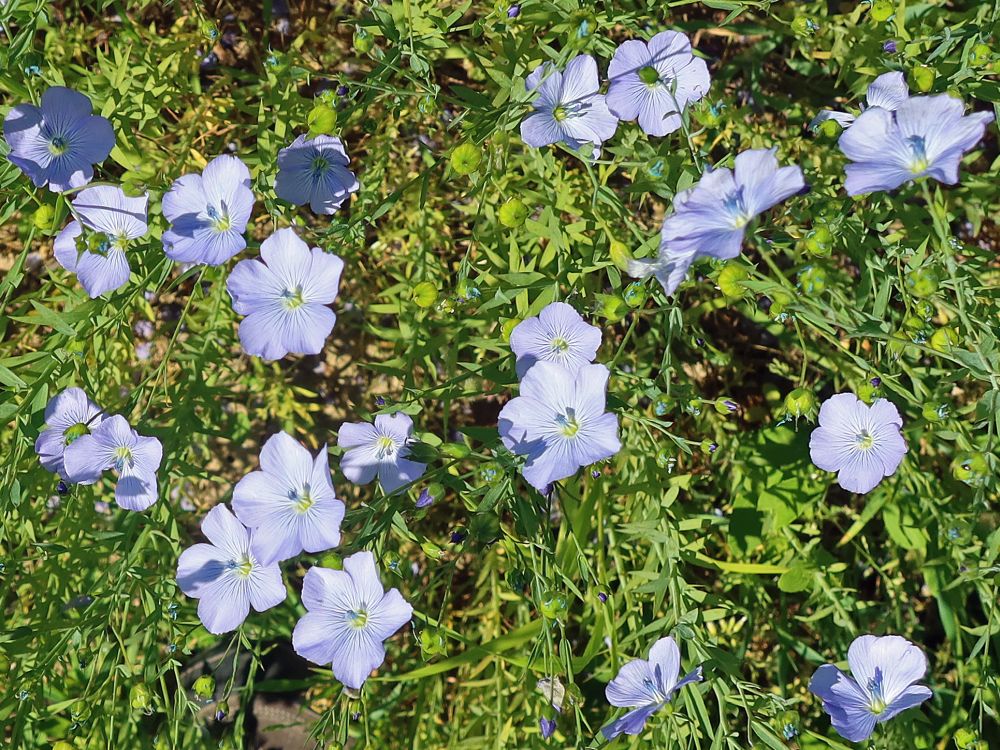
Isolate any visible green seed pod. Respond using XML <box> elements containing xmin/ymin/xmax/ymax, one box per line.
<box><xmin>353</xmin><ymin>28</ymin><xmax>374</xmax><ymax>55</ymax></box>
<box><xmin>905</xmin><ymin>267</ymin><xmax>939</xmax><ymax>297</ymax></box>
<box><xmin>450</xmin><ymin>143</ymin><xmax>483</xmax><ymax>175</ymax></box>
<box><xmin>911</xmin><ymin>65</ymin><xmax>936</xmax><ymax>92</ymax></box>
<box><xmin>441</xmin><ymin>442</ymin><xmax>471</xmax><ymax>459</ymax></box>
<box><xmin>870</xmin><ymin>0</ymin><xmax>894</xmax><ymax>22</ymax></box>
<box><xmin>129</xmin><ymin>683</ymin><xmax>152</xmax><ymax>711</ymax></box>
<box><xmin>921</xmin><ymin>402</ymin><xmax>948</xmax><ymax>422</ymax></box>
<box><xmin>539</xmin><ymin>590</ymin><xmax>568</xmax><ymax>620</ymax></box>
<box><xmin>307</xmin><ymin>103</ymin><xmax>338</xmax><ymax>137</ymax></box>
<box><xmin>193</xmin><ymin>675</ymin><xmax>216</xmax><ymax>701</ymax></box>
<box><xmin>498</xmin><ymin>198</ymin><xmax>528</xmax><ymax>228</ymax></box>
<box><xmin>969</xmin><ymin>43</ymin><xmax>991</xmax><ymax>68</ymax></box>
<box><xmin>318</xmin><ymin>551</ymin><xmax>343</xmax><ymax>570</ymax></box>
<box><xmin>419</xmin><ymin>628</ymin><xmax>447</xmax><ymax>657</ymax></box>
<box><xmin>717</xmin><ymin>264</ymin><xmax>749</xmax><ymax>299</ymax></box>
<box><xmin>803</xmin><ymin>225</ymin><xmax>833</xmax><ymax>257</ymax></box>
<box><xmin>599</xmin><ymin>294</ymin><xmax>629</xmax><ymax>322</ymax></box>
<box><xmin>500</xmin><ymin>317</ymin><xmax>521</xmax><ymax>342</ymax></box>
<box><xmin>52</xmin><ymin>743</ymin><xmax>75</xmax><ymax>750</ymax></box>
<box><xmin>784</xmin><ymin>388</ymin><xmax>817</xmax><ymax>419</ymax></box>
<box><xmin>769</xmin><ymin>289</ymin><xmax>793</xmax><ymax>316</ymax></box>
<box><xmin>790</xmin><ymin>16</ymin><xmax>817</xmax><ymax>36</ymax></box>
<box><xmin>929</xmin><ymin>326</ymin><xmax>958</xmax><ymax>352</ymax></box>
<box><xmin>654</xmin><ymin>446</ymin><xmax>674</xmax><ymax>469</ymax></box>
<box><xmin>952</xmin><ymin>451</ymin><xmax>989</xmax><ymax>486</ymax></box>
<box><xmin>913</xmin><ymin>299</ymin><xmax>935</xmax><ymax>320</ymax></box>
<box><xmin>411</xmin><ymin>281</ymin><xmax>439</xmax><ymax>308</ymax></box>
<box><xmin>608</xmin><ymin>240</ymin><xmax>632</xmax><ymax>271</ymax></box>
<box><xmin>696</xmin><ymin>102</ymin><xmax>723</xmax><ymax>128</ymax></box>
<box><xmin>856</xmin><ymin>382</ymin><xmax>878</xmax><ymax>404</ymax></box>
<box><xmin>623</xmin><ymin>282</ymin><xmax>647</xmax><ymax>308</ymax></box>
<box><xmin>33</xmin><ymin>205</ymin><xmax>55</xmax><ymax>232</ymax></box>
<box><xmin>798</xmin><ymin>265</ymin><xmax>827</xmax><ymax>295</ymax></box>
<box><xmin>819</xmin><ymin>118</ymin><xmax>842</xmax><ymax>138</ymax></box>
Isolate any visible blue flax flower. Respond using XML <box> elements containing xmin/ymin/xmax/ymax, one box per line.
<box><xmin>176</xmin><ymin>504</ymin><xmax>286</xmax><ymax>634</ymax></box>
<box><xmin>62</xmin><ymin>414</ymin><xmax>163</xmax><ymax>511</ymax></box>
<box><xmin>292</xmin><ymin>551</ymin><xmax>413</xmax><ymax>689</ymax></box>
<box><xmin>628</xmin><ymin>148</ymin><xmax>805</xmax><ymax>295</ymax></box>
<box><xmin>839</xmin><ymin>94</ymin><xmax>994</xmax><ymax>195</ymax></box>
<box><xmin>606</xmin><ymin>31</ymin><xmax>710</xmax><ymax>137</ymax></box>
<box><xmin>509</xmin><ymin>301</ymin><xmax>601</xmax><ymax>378</ymax></box>
<box><xmin>337</xmin><ymin>413</ymin><xmax>427</xmax><ymax>494</ymax></box>
<box><xmin>53</xmin><ymin>185</ymin><xmax>149</xmax><ymax>298</ymax></box>
<box><xmin>35</xmin><ymin>388</ymin><xmax>106</xmax><ymax>480</ymax></box>
<box><xmin>520</xmin><ymin>55</ymin><xmax>618</xmax><ymax>151</ymax></box>
<box><xmin>226</xmin><ymin>227</ymin><xmax>345</xmax><ymax>360</ymax></box>
<box><xmin>810</xmin><ymin>634</ymin><xmax>932</xmax><ymax>742</ymax></box>
<box><xmin>811</xmin><ymin>71</ymin><xmax>909</xmax><ymax>130</ymax></box>
<box><xmin>162</xmin><ymin>154</ymin><xmax>255</xmax><ymax>265</ymax></box>
<box><xmin>232</xmin><ymin>432</ymin><xmax>345</xmax><ymax>564</ymax></box>
<box><xmin>3</xmin><ymin>86</ymin><xmax>114</xmax><ymax>192</ymax></box>
<box><xmin>275</xmin><ymin>134</ymin><xmax>360</xmax><ymax>215</ymax></box>
<box><xmin>602</xmin><ymin>636</ymin><xmax>703</xmax><ymax>740</ymax></box>
<box><xmin>809</xmin><ymin>393</ymin><xmax>906</xmax><ymax>494</ymax></box>
<box><xmin>498</xmin><ymin>361</ymin><xmax>620</xmax><ymax>492</ymax></box>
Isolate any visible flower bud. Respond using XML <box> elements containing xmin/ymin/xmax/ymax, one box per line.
<box><xmin>598</xmin><ymin>293</ymin><xmax>629</xmax><ymax>322</ymax></box>
<box><xmin>652</xmin><ymin>394</ymin><xmax>671</xmax><ymax>417</ymax></box>
<box><xmin>969</xmin><ymin>43</ymin><xmax>991</xmax><ymax>68</ymax></box>
<box><xmin>353</xmin><ymin>28</ymin><xmax>374</xmax><ymax>55</ymax></box>
<box><xmin>498</xmin><ymin>198</ymin><xmax>528</xmax><ymax>227</ymax></box>
<box><xmin>819</xmin><ymin>118</ymin><xmax>842</xmax><ymax>138</ymax></box>
<box><xmin>129</xmin><ymin>683</ymin><xmax>152</xmax><ymax>711</ymax></box>
<box><xmin>803</xmin><ymin>225</ymin><xmax>833</xmax><ymax>256</ymax></box>
<box><xmin>419</xmin><ymin>628</ymin><xmax>447</xmax><ymax>657</ymax></box>
<box><xmin>714</xmin><ymin>397</ymin><xmax>739</xmax><ymax>415</ymax></box>
<box><xmin>790</xmin><ymin>16</ymin><xmax>818</xmax><ymax>36</ymax></box>
<box><xmin>623</xmin><ymin>281</ymin><xmax>647</xmax><ymax>308</ymax></box>
<box><xmin>608</xmin><ymin>240</ymin><xmax>632</xmax><ymax>271</ymax></box>
<box><xmin>921</xmin><ymin>402</ymin><xmax>948</xmax><ymax>422</ymax></box>
<box><xmin>700</xmin><ymin>439</ymin><xmax>718</xmax><ymax>455</ymax></box>
<box><xmin>319</xmin><ymin>551</ymin><xmax>343</xmax><ymax>570</ymax></box>
<box><xmin>450</xmin><ymin>143</ymin><xmax>482</xmax><ymax>175</ymax></box>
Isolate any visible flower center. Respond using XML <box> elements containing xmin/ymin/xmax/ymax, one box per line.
<box><xmin>855</xmin><ymin>430</ymin><xmax>876</xmax><ymax>450</ymax></box>
<box><xmin>289</xmin><ymin>483</ymin><xmax>315</xmax><ymax>513</ymax></box>
<box><xmin>867</xmin><ymin>668</ymin><xmax>887</xmax><ymax>714</ymax></box>
<box><xmin>555</xmin><ymin>407</ymin><xmax>581</xmax><ymax>438</ymax></box>
<box><xmin>552</xmin><ymin>105</ymin><xmax>568</xmax><ymax>122</ymax></box>
<box><xmin>550</xmin><ymin>336</ymin><xmax>570</xmax><ymax>354</ymax></box>
<box><xmin>907</xmin><ymin>135</ymin><xmax>930</xmax><ymax>174</ymax></box>
<box><xmin>724</xmin><ymin>189</ymin><xmax>751</xmax><ymax>228</ymax></box>
<box><xmin>205</xmin><ymin>204</ymin><xmax>232</xmax><ymax>233</ymax></box>
<box><xmin>113</xmin><ymin>446</ymin><xmax>133</xmax><ymax>473</ymax></box>
<box><xmin>281</xmin><ymin>286</ymin><xmax>306</xmax><ymax>310</ymax></box>
<box><xmin>310</xmin><ymin>155</ymin><xmax>330</xmax><ymax>179</ymax></box>
<box><xmin>64</xmin><ymin>422</ymin><xmax>90</xmax><ymax>445</ymax></box>
<box><xmin>346</xmin><ymin>607</ymin><xmax>369</xmax><ymax>629</ymax></box>
<box><xmin>48</xmin><ymin>135</ymin><xmax>70</xmax><ymax>156</ymax></box>
<box><xmin>375</xmin><ymin>435</ymin><xmax>397</xmax><ymax>459</ymax></box>
<box><xmin>638</xmin><ymin>66</ymin><xmax>660</xmax><ymax>86</ymax></box>
<box><xmin>226</xmin><ymin>556</ymin><xmax>254</xmax><ymax>578</ymax></box>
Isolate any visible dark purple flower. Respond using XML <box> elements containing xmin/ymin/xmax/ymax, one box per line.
<box><xmin>507</xmin><ymin>4</ymin><xmax>520</xmax><ymax>17</ymax></box>
<box><xmin>3</xmin><ymin>86</ymin><xmax>114</xmax><ymax>192</ymax></box>
<box><xmin>883</xmin><ymin>40</ymin><xmax>898</xmax><ymax>54</ymax></box>
<box><xmin>415</xmin><ymin>487</ymin><xmax>435</xmax><ymax>508</ymax></box>
<box><xmin>539</xmin><ymin>717</ymin><xmax>556</xmax><ymax>739</ymax></box>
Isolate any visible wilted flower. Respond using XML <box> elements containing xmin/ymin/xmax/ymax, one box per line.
<box><xmin>498</xmin><ymin>361</ymin><xmax>621</xmax><ymax>492</ymax></box>
<box><xmin>337</xmin><ymin>413</ymin><xmax>427</xmax><ymax>494</ymax></box>
<box><xmin>3</xmin><ymin>86</ymin><xmax>114</xmax><ymax>192</ymax></box>
<box><xmin>292</xmin><ymin>551</ymin><xmax>413</xmax><ymax>689</ymax></box>
<box><xmin>275</xmin><ymin>134</ymin><xmax>359</xmax><ymax>214</ymax></box>
<box><xmin>520</xmin><ymin>55</ymin><xmax>618</xmax><ymax>150</ymax></box>
<box><xmin>226</xmin><ymin>227</ymin><xmax>345</xmax><ymax>360</ymax></box>
<box><xmin>35</xmin><ymin>388</ymin><xmax>106</xmax><ymax>479</ymax></box>
<box><xmin>810</xmin><ymin>71</ymin><xmax>909</xmax><ymax>130</ymax></box>
<box><xmin>162</xmin><ymin>154</ymin><xmax>255</xmax><ymax>265</ymax></box>
<box><xmin>63</xmin><ymin>415</ymin><xmax>163</xmax><ymax>511</ymax></box>
<box><xmin>539</xmin><ymin>717</ymin><xmax>556</xmax><ymax>739</ymax></box>
<box><xmin>606</xmin><ymin>31</ymin><xmax>710</xmax><ymax>137</ymax></box>
<box><xmin>509</xmin><ymin>301</ymin><xmax>601</xmax><ymax>378</ymax></box>
<box><xmin>53</xmin><ymin>186</ymin><xmax>149</xmax><ymax>298</ymax></box>
<box><xmin>628</xmin><ymin>148</ymin><xmax>805</xmax><ymax>295</ymax></box>
<box><xmin>809</xmin><ymin>634</ymin><xmax>932</xmax><ymax>742</ymax></box>
<box><xmin>809</xmin><ymin>393</ymin><xmax>906</xmax><ymax>494</ymax></box>
<box><xmin>176</xmin><ymin>504</ymin><xmax>286</xmax><ymax>634</ymax></box>
<box><xmin>839</xmin><ymin>94</ymin><xmax>994</xmax><ymax>195</ymax></box>
<box><xmin>602</xmin><ymin>636</ymin><xmax>703</xmax><ymax>739</ymax></box>
<box><xmin>232</xmin><ymin>432</ymin><xmax>345</xmax><ymax>564</ymax></box>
